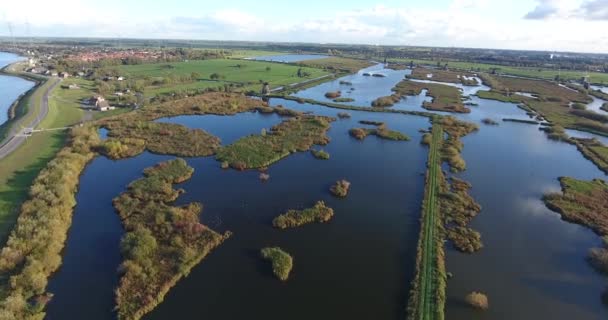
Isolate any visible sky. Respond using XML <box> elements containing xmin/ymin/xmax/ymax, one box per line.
<box><xmin>1</xmin><ymin>0</ymin><xmax>607</xmax><ymax>53</ymax></box>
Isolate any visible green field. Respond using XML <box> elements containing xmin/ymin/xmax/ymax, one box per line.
<box><xmin>0</xmin><ymin>77</ymin><xmax>90</xmax><ymax>243</ymax></box>
<box><xmin>228</xmin><ymin>49</ymin><xmax>287</xmax><ymax>58</ymax></box>
<box><xmin>118</xmin><ymin>59</ymin><xmax>329</xmax><ymax>95</ymax></box>
<box><xmin>391</xmin><ymin>58</ymin><xmax>608</xmax><ymax>84</ymax></box>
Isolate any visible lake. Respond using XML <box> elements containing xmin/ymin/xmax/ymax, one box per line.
<box><xmin>0</xmin><ymin>52</ymin><xmax>35</xmax><ymax>126</ymax></box>
<box><xmin>45</xmin><ymin>63</ymin><xmax>608</xmax><ymax>320</ymax></box>
<box><xmin>249</xmin><ymin>54</ymin><xmax>329</xmax><ymax>63</ymax></box>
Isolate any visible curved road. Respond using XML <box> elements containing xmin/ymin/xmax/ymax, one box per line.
<box><xmin>0</xmin><ymin>77</ymin><xmax>60</xmax><ymax>159</ymax></box>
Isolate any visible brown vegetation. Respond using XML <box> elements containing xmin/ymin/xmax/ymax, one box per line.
<box><xmin>371</xmin><ymin>95</ymin><xmax>401</xmax><ymax>107</ymax></box>
<box><xmin>325</xmin><ymin>91</ymin><xmax>341</xmax><ymax>99</ymax></box>
<box><xmin>272</xmin><ymin>201</ymin><xmax>334</xmax><ymax>229</ymax></box>
<box><xmin>349</xmin><ymin>124</ymin><xmax>410</xmax><ymax>141</ymax></box>
<box><xmin>113</xmin><ymin>159</ymin><xmax>229</xmax><ymax>320</ymax></box>
<box><xmin>543</xmin><ymin>177</ymin><xmax>608</xmax><ymax>236</ymax></box>
<box><xmin>465</xmin><ymin>292</ymin><xmax>489</xmax><ymax>310</ymax></box>
<box><xmin>330</xmin><ymin>180</ymin><xmax>351</xmax><ymax>197</ymax></box>
<box><xmin>441</xmin><ymin>177</ymin><xmax>483</xmax><ymax>253</ymax></box>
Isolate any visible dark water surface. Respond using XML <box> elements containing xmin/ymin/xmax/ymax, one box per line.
<box><xmin>47</xmin><ymin>94</ymin><xmax>429</xmax><ymax>319</ymax></box>
<box><xmin>46</xmin><ymin>65</ymin><xmax>608</xmax><ymax>320</ymax></box>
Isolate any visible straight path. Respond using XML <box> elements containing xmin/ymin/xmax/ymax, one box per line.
<box><xmin>417</xmin><ymin>124</ymin><xmax>443</xmax><ymax>320</ymax></box>
<box><xmin>0</xmin><ymin>77</ymin><xmax>60</xmax><ymax>159</ymax></box>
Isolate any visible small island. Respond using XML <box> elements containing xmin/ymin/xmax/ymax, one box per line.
<box><xmin>311</xmin><ymin>149</ymin><xmax>330</xmax><ymax>160</ymax></box>
<box><xmin>330</xmin><ymin>180</ymin><xmax>351</xmax><ymax>197</ymax></box>
<box><xmin>216</xmin><ymin>115</ymin><xmax>334</xmax><ymax>170</ymax></box>
<box><xmin>261</xmin><ymin>247</ymin><xmax>293</xmax><ymax>281</ymax></box>
<box><xmin>349</xmin><ymin>124</ymin><xmax>410</xmax><ymax>141</ymax></box>
<box><xmin>272</xmin><ymin>201</ymin><xmax>334</xmax><ymax>229</ymax></box>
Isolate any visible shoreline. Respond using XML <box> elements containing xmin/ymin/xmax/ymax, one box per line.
<box><xmin>0</xmin><ymin>60</ymin><xmax>45</xmax><ymax>143</ymax></box>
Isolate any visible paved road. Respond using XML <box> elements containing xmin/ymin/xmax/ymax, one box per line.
<box><xmin>0</xmin><ymin>77</ymin><xmax>60</xmax><ymax>159</ymax></box>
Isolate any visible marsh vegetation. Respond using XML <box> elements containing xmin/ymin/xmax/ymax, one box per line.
<box><xmin>272</xmin><ymin>201</ymin><xmax>334</xmax><ymax>229</ymax></box>
<box><xmin>392</xmin><ymin>80</ymin><xmax>470</xmax><ymax>113</ymax></box>
<box><xmin>330</xmin><ymin>180</ymin><xmax>351</xmax><ymax>198</ymax></box>
<box><xmin>216</xmin><ymin>115</ymin><xmax>333</xmax><ymax>170</ymax></box>
<box><xmin>349</xmin><ymin>124</ymin><xmax>410</xmax><ymax>141</ymax></box>
<box><xmin>260</xmin><ymin>247</ymin><xmax>293</xmax><ymax>281</ymax></box>
<box><xmin>465</xmin><ymin>292</ymin><xmax>489</xmax><ymax>310</ymax></box>
<box><xmin>311</xmin><ymin>149</ymin><xmax>330</xmax><ymax>160</ymax></box>
<box><xmin>113</xmin><ymin>159</ymin><xmax>229</xmax><ymax>320</ymax></box>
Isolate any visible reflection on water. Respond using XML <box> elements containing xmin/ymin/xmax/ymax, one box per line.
<box><xmin>156</xmin><ymin>111</ymin><xmax>285</xmax><ymax>145</ymax></box>
<box><xmin>47</xmin><ymin>100</ymin><xmax>430</xmax><ymax>320</ymax></box>
<box><xmin>45</xmin><ymin>64</ymin><xmax>608</xmax><ymax>320</ymax></box>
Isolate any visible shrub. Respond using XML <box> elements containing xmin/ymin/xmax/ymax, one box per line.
<box><xmin>333</xmin><ymin>97</ymin><xmax>355</xmax><ymax>103</ymax></box>
<box><xmin>349</xmin><ymin>128</ymin><xmax>368</xmax><ymax>140</ymax></box>
<box><xmin>337</xmin><ymin>112</ymin><xmax>351</xmax><ymax>119</ymax></box>
<box><xmin>325</xmin><ymin>91</ymin><xmax>341</xmax><ymax>99</ymax></box>
<box><xmin>572</xmin><ymin>102</ymin><xmax>587</xmax><ymax>110</ymax></box>
<box><xmin>311</xmin><ymin>149</ymin><xmax>330</xmax><ymax>160</ymax></box>
<box><xmin>465</xmin><ymin>292</ymin><xmax>489</xmax><ymax>310</ymax></box>
<box><xmin>330</xmin><ymin>180</ymin><xmax>351</xmax><ymax>197</ymax></box>
<box><xmin>421</xmin><ymin>133</ymin><xmax>432</xmax><ymax>145</ymax></box>
<box><xmin>371</xmin><ymin>95</ymin><xmax>400</xmax><ymax>107</ymax></box>
<box><xmin>359</xmin><ymin>120</ymin><xmax>384</xmax><ymax>126</ymax></box>
<box><xmin>260</xmin><ymin>247</ymin><xmax>293</xmax><ymax>281</ymax></box>
<box><xmin>481</xmin><ymin>118</ymin><xmax>499</xmax><ymax>125</ymax></box>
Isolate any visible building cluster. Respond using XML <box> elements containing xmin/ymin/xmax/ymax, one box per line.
<box><xmin>66</xmin><ymin>49</ymin><xmax>161</xmax><ymax>62</ymax></box>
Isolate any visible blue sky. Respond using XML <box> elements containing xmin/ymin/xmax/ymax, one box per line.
<box><xmin>1</xmin><ymin>0</ymin><xmax>607</xmax><ymax>53</ymax></box>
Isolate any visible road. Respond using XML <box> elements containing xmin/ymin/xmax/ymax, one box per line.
<box><xmin>0</xmin><ymin>77</ymin><xmax>60</xmax><ymax>159</ymax></box>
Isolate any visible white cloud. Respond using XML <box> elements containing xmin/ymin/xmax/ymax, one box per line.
<box><xmin>1</xmin><ymin>2</ymin><xmax>607</xmax><ymax>53</ymax></box>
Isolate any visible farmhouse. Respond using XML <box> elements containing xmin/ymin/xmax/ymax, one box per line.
<box><xmin>86</xmin><ymin>95</ymin><xmax>115</xmax><ymax>111</ymax></box>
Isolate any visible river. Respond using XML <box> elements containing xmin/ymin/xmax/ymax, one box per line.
<box><xmin>45</xmin><ymin>64</ymin><xmax>608</xmax><ymax>320</ymax></box>
<box><xmin>0</xmin><ymin>52</ymin><xmax>35</xmax><ymax>127</ymax></box>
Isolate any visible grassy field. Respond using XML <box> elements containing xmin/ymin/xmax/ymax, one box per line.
<box><xmin>118</xmin><ymin>59</ymin><xmax>329</xmax><ymax>95</ymax></box>
<box><xmin>229</xmin><ymin>49</ymin><xmax>287</xmax><ymax>58</ymax></box>
<box><xmin>0</xmin><ymin>77</ymin><xmax>88</xmax><ymax>243</ymax></box>
<box><xmin>392</xmin><ymin>58</ymin><xmax>608</xmax><ymax>84</ymax></box>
